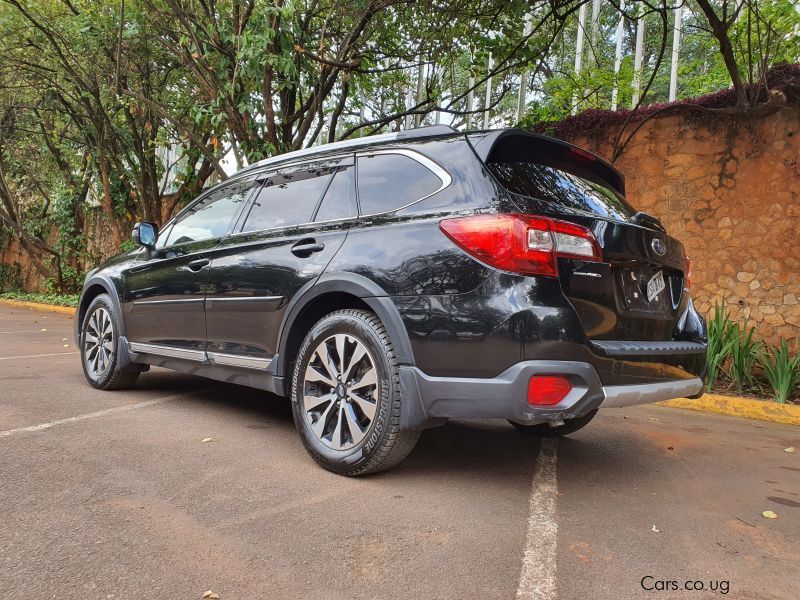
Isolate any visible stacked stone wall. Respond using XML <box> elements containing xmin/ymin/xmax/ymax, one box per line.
<box><xmin>565</xmin><ymin>106</ymin><xmax>799</xmax><ymax>343</ymax></box>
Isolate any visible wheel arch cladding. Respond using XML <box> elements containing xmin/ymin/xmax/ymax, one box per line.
<box><xmin>274</xmin><ymin>272</ymin><xmax>416</xmax><ymax>379</ymax></box>
<box><xmin>75</xmin><ymin>276</ymin><xmax>128</xmax><ymax>355</ymax></box>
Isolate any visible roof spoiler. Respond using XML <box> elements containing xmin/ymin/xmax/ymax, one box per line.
<box><xmin>468</xmin><ymin>128</ymin><xmax>625</xmax><ymax>196</ymax></box>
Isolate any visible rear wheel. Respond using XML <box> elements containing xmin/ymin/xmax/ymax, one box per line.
<box><xmin>509</xmin><ymin>409</ymin><xmax>598</xmax><ymax>437</ymax></box>
<box><xmin>291</xmin><ymin>309</ymin><xmax>420</xmax><ymax>476</ymax></box>
<box><xmin>80</xmin><ymin>294</ymin><xmax>139</xmax><ymax>390</ymax></box>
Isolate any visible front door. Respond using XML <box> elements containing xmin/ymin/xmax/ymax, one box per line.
<box><xmin>122</xmin><ymin>176</ymin><xmax>259</xmax><ymax>354</ymax></box>
<box><xmin>204</xmin><ymin>158</ymin><xmax>357</xmax><ymax>364</ymax></box>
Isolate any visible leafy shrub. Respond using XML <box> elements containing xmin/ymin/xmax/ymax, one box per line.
<box><xmin>758</xmin><ymin>339</ymin><xmax>800</xmax><ymax>404</ymax></box>
<box><xmin>727</xmin><ymin>319</ymin><xmax>762</xmax><ymax>393</ymax></box>
<box><xmin>0</xmin><ymin>264</ymin><xmax>23</xmax><ymax>292</ymax></box>
<box><xmin>705</xmin><ymin>300</ymin><xmax>733</xmax><ymax>392</ymax></box>
<box><xmin>0</xmin><ymin>291</ymin><xmax>79</xmax><ymax>307</ymax></box>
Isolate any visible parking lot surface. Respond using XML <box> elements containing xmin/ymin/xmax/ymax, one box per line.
<box><xmin>1</xmin><ymin>303</ymin><xmax>798</xmax><ymax>599</ymax></box>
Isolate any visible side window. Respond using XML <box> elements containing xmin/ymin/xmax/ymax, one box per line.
<box><xmin>313</xmin><ymin>168</ymin><xmax>356</xmax><ymax>222</ymax></box>
<box><xmin>357</xmin><ymin>153</ymin><xmax>443</xmax><ymax>215</ymax></box>
<box><xmin>242</xmin><ymin>169</ymin><xmax>332</xmax><ymax>232</ymax></box>
<box><xmin>166</xmin><ymin>178</ymin><xmax>256</xmax><ymax>246</ymax></box>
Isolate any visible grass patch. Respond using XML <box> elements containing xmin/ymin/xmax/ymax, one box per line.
<box><xmin>0</xmin><ymin>291</ymin><xmax>79</xmax><ymax>307</ymax></box>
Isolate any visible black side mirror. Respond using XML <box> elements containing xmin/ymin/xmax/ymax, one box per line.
<box><xmin>132</xmin><ymin>222</ymin><xmax>158</xmax><ymax>249</ymax></box>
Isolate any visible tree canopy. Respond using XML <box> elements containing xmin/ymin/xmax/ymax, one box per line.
<box><xmin>0</xmin><ymin>0</ymin><xmax>797</xmax><ymax>292</ymax></box>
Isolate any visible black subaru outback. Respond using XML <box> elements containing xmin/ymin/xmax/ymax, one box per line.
<box><xmin>75</xmin><ymin>126</ymin><xmax>707</xmax><ymax>475</ymax></box>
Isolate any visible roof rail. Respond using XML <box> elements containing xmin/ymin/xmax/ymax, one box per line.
<box><xmin>242</xmin><ymin>125</ymin><xmax>460</xmax><ymax>174</ymax></box>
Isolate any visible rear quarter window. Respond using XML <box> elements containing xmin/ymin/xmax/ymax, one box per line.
<box><xmin>357</xmin><ymin>153</ymin><xmax>443</xmax><ymax>215</ymax></box>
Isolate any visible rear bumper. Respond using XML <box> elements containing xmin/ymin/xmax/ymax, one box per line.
<box><xmin>399</xmin><ymin>360</ymin><xmax>703</xmax><ymax>430</ymax></box>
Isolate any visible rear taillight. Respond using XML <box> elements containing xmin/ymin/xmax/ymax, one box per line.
<box><xmin>527</xmin><ymin>375</ymin><xmax>572</xmax><ymax>406</ymax></box>
<box><xmin>439</xmin><ymin>213</ymin><xmax>602</xmax><ymax>277</ymax></box>
<box><xmin>684</xmin><ymin>256</ymin><xmax>692</xmax><ymax>291</ymax></box>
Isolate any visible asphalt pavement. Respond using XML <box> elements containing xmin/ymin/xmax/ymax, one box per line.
<box><xmin>0</xmin><ymin>303</ymin><xmax>797</xmax><ymax>600</ymax></box>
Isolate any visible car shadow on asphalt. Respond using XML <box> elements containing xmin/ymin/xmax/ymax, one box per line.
<box><xmin>150</xmin><ymin>372</ymin><xmax>545</xmax><ymax>479</ymax></box>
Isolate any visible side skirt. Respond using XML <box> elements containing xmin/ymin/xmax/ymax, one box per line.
<box><xmin>124</xmin><ymin>337</ymin><xmax>287</xmax><ymax>396</ymax></box>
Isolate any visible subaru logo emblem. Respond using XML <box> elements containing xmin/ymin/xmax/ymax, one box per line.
<box><xmin>651</xmin><ymin>238</ymin><xmax>667</xmax><ymax>256</ymax></box>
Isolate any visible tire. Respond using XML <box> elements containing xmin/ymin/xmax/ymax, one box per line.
<box><xmin>291</xmin><ymin>309</ymin><xmax>420</xmax><ymax>476</ymax></box>
<box><xmin>79</xmin><ymin>294</ymin><xmax>139</xmax><ymax>390</ymax></box>
<box><xmin>509</xmin><ymin>409</ymin><xmax>598</xmax><ymax>437</ymax></box>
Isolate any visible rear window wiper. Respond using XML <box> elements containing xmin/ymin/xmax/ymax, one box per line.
<box><xmin>632</xmin><ymin>211</ymin><xmax>665</xmax><ymax>232</ymax></box>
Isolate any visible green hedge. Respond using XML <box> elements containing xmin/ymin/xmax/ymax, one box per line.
<box><xmin>0</xmin><ymin>291</ymin><xmax>79</xmax><ymax>307</ymax></box>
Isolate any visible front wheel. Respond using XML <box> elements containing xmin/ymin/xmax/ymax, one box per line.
<box><xmin>80</xmin><ymin>294</ymin><xmax>139</xmax><ymax>390</ymax></box>
<box><xmin>509</xmin><ymin>409</ymin><xmax>598</xmax><ymax>437</ymax></box>
<box><xmin>291</xmin><ymin>309</ymin><xmax>420</xmax><ymax>476</ymax></box>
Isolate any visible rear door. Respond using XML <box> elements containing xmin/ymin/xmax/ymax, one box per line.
<box><xmin>203</xmin><ymin>157</ymin><xmax>356</xmax><ymax>365</ymax></box>
<box><xmin>482</xmin><ymin>134</ymin><xmax>689</xmax><ymax>341</ymax></box>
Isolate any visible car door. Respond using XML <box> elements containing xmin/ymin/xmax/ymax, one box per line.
<box><xmin>203</xmin><ymin>157</ymin><xmax>357</xmax><ymax>365</ymax></box>
<box><xmin>122</xmin><ymin>176</ymin><xmax>259</xmax><ymax>354</ymax></box>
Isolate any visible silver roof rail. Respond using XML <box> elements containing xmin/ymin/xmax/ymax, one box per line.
<box><xmin>242</xmin><ymin>125</ymin><xmax>460</xmax><ymax>174</ymax></box>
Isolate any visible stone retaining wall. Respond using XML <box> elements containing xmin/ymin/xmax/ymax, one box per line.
<box><xmin>564</xmin><ymin>106</ymin><xmax>799</xmax><ymax>344</ymax></box>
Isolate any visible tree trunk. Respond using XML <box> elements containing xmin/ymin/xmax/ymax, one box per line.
<box><xmin>98</xmin><ymin>146</ymin><xmax>125</xmax><ymax>250</ymax></box>
<box><xmin>695</xmin><ymin>0</ymin><xmax>747</xmax><ymax>106</ymax></box>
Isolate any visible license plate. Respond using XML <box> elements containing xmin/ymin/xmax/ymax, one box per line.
<box><xmin>647</xmin><ymin>270</ymin><xmax>666</xmax><ymax>302</ymax></box>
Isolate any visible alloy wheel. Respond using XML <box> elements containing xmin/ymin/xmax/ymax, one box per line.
<box><xmin>84</xmin><ymin>306</ymin><xmax>114</xmax><ymax>379</ymax></box>
<box><xmin>302</xmin><ymin>333</ymin><xmax>379</xmax><ymax>451</ymax></box>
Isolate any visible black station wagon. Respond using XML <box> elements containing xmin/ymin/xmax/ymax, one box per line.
<box><xmin>75</xmin><ymin>126</ymin><xmax>707</xmax><ymax>475</ymax></box>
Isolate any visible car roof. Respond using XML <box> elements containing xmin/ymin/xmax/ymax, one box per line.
<box><xmin>237</xmin><ymin>124</ymin><xmax>463</xmax><ymax>177</ymax></box>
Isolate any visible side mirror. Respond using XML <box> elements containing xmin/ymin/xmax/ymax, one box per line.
<box><xmin>132</xmin><ymin>222</ymin><xmax>158</xmax><ymax>249</ymax></box>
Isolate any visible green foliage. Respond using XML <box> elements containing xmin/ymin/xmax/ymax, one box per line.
<box><xmin>758</xmin><ymin>339</ymin><xmax>800</xmax><ymax>404</ymax></box>
<box><xmin>0</xmin><ymin>291</ymin><xmax>79</xmax><ymax>307</ymax></box>
<box><xmin>726</xmin><ymin>319</ymin><xmax>762</xmax><ymax>393</ymax></box>
<box><xmin>0</xmin><ymin>264</ymin><xmax>23</xmax><ymax>292</ymax></box>
<box><xmin>705</xmin><ymin>300</ymin><xmax>734</xmax><ymax>392</ymax></box>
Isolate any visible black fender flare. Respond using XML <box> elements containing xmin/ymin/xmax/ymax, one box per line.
<box><xmin>272</xmin><ymin>272</ymin><xmax>416</xmax><ymax>378</ymax></box>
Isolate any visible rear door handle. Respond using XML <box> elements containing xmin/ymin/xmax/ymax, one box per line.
<box><xmin>187</xmin><ymin>258</ymin><xmax>210</xmax><ymax>271</ymax></box>
<box><xmin>291</xmin><ymin>239</ymin><xmax>325</xmax><ymax>257</ymax></box>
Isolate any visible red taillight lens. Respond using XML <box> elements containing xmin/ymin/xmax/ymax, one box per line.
<box><xmin>527</xmin><ymin>375</ymin><xmax>572</xmax><ymax>406</ymax></box>
<box><xmin>684</xmin><ymin>256</ymin><xmax>692</xmax><ymax>291</ymax></box>
<box><xmin>439</xmin><ymin>213</ymin><xmax>602</xmax><ymax>277</ymax></box>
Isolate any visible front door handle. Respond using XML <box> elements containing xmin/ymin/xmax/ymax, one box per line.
<box><xmin>291</xmin><ymin>239</ymin><xmax>325</xmax><ymax>257</ymax></box>
<box><xmin>187</xmin><ymin>258</ymin><xmax>210</xmax><ymax>271</ymax></box>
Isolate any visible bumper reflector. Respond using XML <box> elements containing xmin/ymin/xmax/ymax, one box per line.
<box><xmin>527</xmin><ymin>375</ymin><xmax>572</xmax><ymax>406</ymax></box>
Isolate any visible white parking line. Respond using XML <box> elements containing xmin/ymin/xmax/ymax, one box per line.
<box><xmin>516</xmin><ymin>438</ymin><xmax>558</xmax><ymax>600</ymax></box>
<box><xmin>0</xmin><ymin>392</ymin><xmax>194</xmax><ymax>438</ymax></box>
<box><xmin>0</xmin><ymin>351</ymin><xmax>78</xmax><ymax>361</ymax></box>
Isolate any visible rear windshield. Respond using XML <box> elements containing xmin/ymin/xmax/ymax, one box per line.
<box><xmin>486</xmin><ymin>161</ymin><xmax>636</xmax><ymax>222</ymax></box>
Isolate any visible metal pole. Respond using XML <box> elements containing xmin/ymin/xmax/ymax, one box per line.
<box><xmin>516</xmin><ymin>15</ymin><xmax>533</xmax><ymax>124</ymax></box>
<box><xmin>612</xmin><ymin>0</ymin><xmax>625</xmax><ymax>110</ymax></box>
<box><xmin>572</xmin><ymin>3</ymin><xmax>588</xmax><ymax>114</ymax></box>
<box><xmin>590</xmin><ymin>0</ymin><xmax>602</xmax><ymax>60</ymax></box>
<box><xmin>414</xmin><ymin>53</ymin><xmax>425</xmax><ymax>127</ymax></box>
<box><xmin>435</xmin><ymin>71</ymin><xmax>444</xmax><ymax>125</ymax></box>
<box><xmin>405</xmin><ymin>89</ymin><xmax>413</xmax><ymax>130</ymax></box>
<box><xmin>466</xmin><ymin>75</ymin><xmax>475</xmax><ymax>129</ymax></box>
<box><xmin>632</xmin><ymin>10</ymin><xmax>645</xmax><ymax>107</ymax></box>
<box><xmin>482</xmin><ymin>53</ymin><xmax>493</xmax><ymax>129</ymax></box>
<box><xmin>669</xmin><ymin>3</ymin><xmax>683</xmax><ymax>102</ymax></box>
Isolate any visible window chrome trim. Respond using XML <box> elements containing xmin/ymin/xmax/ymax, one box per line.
<box><xmin>354</xmin><ymin>148</ymin><xmax>453</xmax><ymax>217</ymax></box>
<box><xmin>224</xmin><ymin>215</ymin><xmax>358</xmax><ymax>240</ymax></box>
<box><xmin>128</xmin><ymin>342</ymin><xmax>206</xmax><ymax>362</ymax></box>
<box><xmin>207</xmin><ymin>352</ymin><xmax>272</xmax><ymax>370</ymax></box>
<box><xmin>213</xmin><ymin>148</ymin><xmax>452</xmax><ymax>239</ymax></box>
